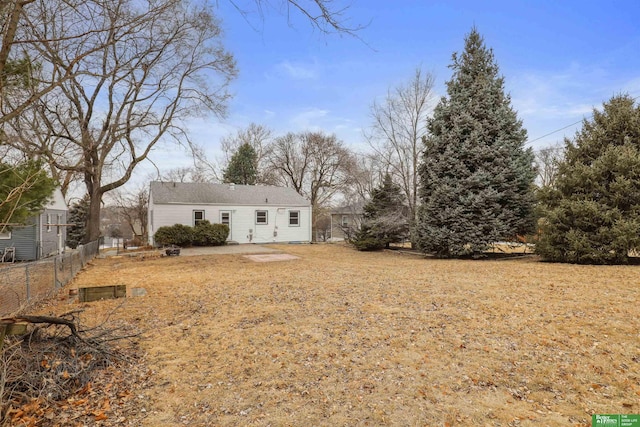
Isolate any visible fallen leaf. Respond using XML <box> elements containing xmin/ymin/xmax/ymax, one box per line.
<box><xmin>77</xmin><ymin>383</ymin><xmax>93</xmax><ymax>395</ymax></box>
<box><xmin>102</xmin><ymin>398</ymin><xmax>111</xmax><ymax>411</ymax></box>
<box><xmin>93</xmin><ymin>411</ymin><xmax>108</xmax><ymax>421</ymax></box>
<box><xmin>72</xmin><ymin>398</ymin><xmax>87</xmax><ymax>406</ymax></box>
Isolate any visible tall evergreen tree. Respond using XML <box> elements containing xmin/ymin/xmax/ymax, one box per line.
<box><xmin>66</xmin><ymin>195</ymin><xmax>89</xmax><ymax>249</ymax></box>
<box><xmin>536</xmin><ymin>95</ymin><xmax>640</xmax><ymax>264</ymax></box>
<box><xmin>415</xmin><ymin>28</ymin><xmax>536</xmax><ymax>257</ymax></box>
<box><xmin>223</xmin><ymin>142</ymin><xmax>258</xmax><ymax>185</ymax></box>
<box><xmin>353</xmin><ymin>173</ymin><xmax>408</xmax><ymax>250</ymax></box>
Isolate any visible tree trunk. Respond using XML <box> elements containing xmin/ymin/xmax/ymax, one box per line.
<box><xmin>85</xmin><ymin>186</ymin><xmax>102</xmax><ymax>243</ymax></box>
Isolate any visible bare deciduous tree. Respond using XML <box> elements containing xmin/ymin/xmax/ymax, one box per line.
<box><xmin>534</xmin><ymin>143</ymin><xmax>564</xmax><ymax>188</ymax></box>
<box><xmin>5</xmin><ymin>0</ymin><xmax>237</xmax><ymax>241</ymax></box>
<box><xmin>0</xmin><ymin>0</ymin><xmax>70</xmax><ymax>126</ymax></box>
<box><xmin>218</xmin><ymin>123</ymin><xmax>276</xmax><ymax>184</ymax></box>
<box><xmin>343</xmin><ymin>153</ymin><xmax>387</xmax><ymax>205</ymax></box>
<box><xmin>2</xmin><ymin>0</ymin><xmax>363</xmax><ymax>242</ymax></box>
<box><xmin>266</xmin><ymin>131</ymin><xmax>355</xmax><ymax>209</ymax></box>
<box><xmin>107</xmin><ymin>184</ymin><xmax>149</xmax><ymax>242</ymax></box>
<box><xmin>366</xmin><ymin>68</ymin><xmax>436</xmax><ymax>222</ymax></box>
<box><xmin>158</xmin><ymin>166</ymin><xmax>212</xmax><ymax>184</ymax></box>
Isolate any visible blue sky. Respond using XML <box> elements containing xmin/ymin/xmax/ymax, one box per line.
<box><xmin>148</xmin><ymin>0</ymin><xmax>640</xmax><ymax>173</ymax></box>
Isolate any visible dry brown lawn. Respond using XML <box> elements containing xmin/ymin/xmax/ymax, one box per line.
<box><xmin>44</xmin><ymin>244</ymin><xmax>640</xmax><ymax>426</ymax></box>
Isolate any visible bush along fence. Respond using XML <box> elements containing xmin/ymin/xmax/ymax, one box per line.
<box><xmin>0</xmin><ymin>240</ymin><xmax>100</xmax><ymax>317</ymax></box>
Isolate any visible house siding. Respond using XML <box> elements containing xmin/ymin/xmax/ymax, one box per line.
<box><xmin>330</xmin><ymin>213</ymin><xmax>347</xmax><ymax>241</ymax></box>
<box><xmin>40</xmin><ymin>209</ymin><xmax>67</xmax><ymax>258</ymax></box>
<box><xmin>330</xmin><ymin>212</ymin><xmax>361</xmax><ymax>242</ymax></box>
<box><xmin>0</xmin><ymin>222</ymin><xmax>37</xmax><ymax>261</ymax></box>
<box><xmin>0</xmin><ymin>209</ymin><xmax>67</xmax><ymax>261</ymax></box>
<box><xmin>0</xmin><ymin>188</ymin><xmax>68</xmax><ymax>261</ymax></box>
<box><xmin>150</xmin><ymin>203</ymin><xmax>312</xmax><ymax>245</ymax></box>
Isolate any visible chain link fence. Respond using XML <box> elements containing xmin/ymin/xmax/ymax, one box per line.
<box><xmin>0</xmin><ymin>240</ymin><xmax>100</xmax><ymax>317</ymax></box>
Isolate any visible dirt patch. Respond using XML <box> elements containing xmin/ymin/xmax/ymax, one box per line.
<box><xmin>179</xmin><ymin>244</ymin><xmax>282</xmax><ymax>256</ymax></box>
<box><xmin>26</xmin><ymin>244</ymin><xmax>640</xmax><ymax>426</ymax></box>
<box><xmin>243</xmin><ymin>254</ymin><xmax>300</xmax><ymax>262</ymax></box>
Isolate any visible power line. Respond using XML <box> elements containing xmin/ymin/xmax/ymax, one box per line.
<box><xmin>524</xmin><ymin>92</ymin><xmax>640</xmax><ymax>147</ymax></box>
<box><xmin>525</xmin><ymin>118</ymin><xmax>584</xmax><ymax>146</ymax></box>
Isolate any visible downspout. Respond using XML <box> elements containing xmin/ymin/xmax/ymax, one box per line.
<box><xmin>309</xmin><ymin>205</ymin><xmax>313</xmax><ymax>243</ymax></box>
<box><xmin>329</xmin><ymin>213</ymin><xmax>333</xmax><ymax>242</ymax></box>
<box><xmin>38</xmin><ymin>214</ymin><xmax>43</xmax><ymax>259</ymax></box>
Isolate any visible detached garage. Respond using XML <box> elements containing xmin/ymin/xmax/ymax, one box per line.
<box><xmin>148</xmin><ymin>181</ymin><xmax>312</xmax><ymax>245</ymax></box>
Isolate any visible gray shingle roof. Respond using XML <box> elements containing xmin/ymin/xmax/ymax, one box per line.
<box><xmin>150</xmin><ymin>181</ymin><xmax>310</xmax><ymax>206</ymax></box>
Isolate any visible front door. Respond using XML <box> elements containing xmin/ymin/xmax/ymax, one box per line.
<box><xmin>220</xmin><ymin>211</ymin><xmax>231</xmax><ymax>240</ymax></box>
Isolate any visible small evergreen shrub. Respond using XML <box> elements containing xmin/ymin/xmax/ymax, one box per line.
<box><xmin>154</xmin><ymin>222</ymin><xmax>229</xmax><ymax>247</ymax></box>
<box><xmin>193</xmin><ymin>221</ymin><xmax>229</xmax><ymax>246</ymax></box>
<box><xmin>351</xmin><ymin>173</ymin><xmax>408</xmax><ymax>251</ymax></box>
<box><xmin>154</xmin><ymin>224</ymin><xmax>194</xmax><ymax>247</ymax></box>
<box><xmin>351</xmin><ymin>227</ymin><xmax>386</xmax><ymax>251</ymax></box>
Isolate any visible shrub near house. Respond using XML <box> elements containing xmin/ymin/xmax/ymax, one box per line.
<box><xmin>154</xmin><ymin>221</ymin><xmax>229</xmax><ymax>247</ymax></box>
<box><xmin>193</xmin><ymin>221</ymin><xmax>229</xmax><ymax>246</ymax></box>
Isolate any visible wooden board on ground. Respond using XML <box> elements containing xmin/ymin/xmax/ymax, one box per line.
<box><xmin>0</xmin><ymin>322</ymin><xmax>27</xmax><ymax>350</ymax></box>
<box><xmin>79</xmin><ymin>285</ymin><xmax>126</xmax><ymax>302</ymax></box>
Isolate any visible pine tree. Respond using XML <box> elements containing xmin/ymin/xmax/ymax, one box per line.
<box><xmin>0</xmin><ymin>160</ymin><xmax>56</xmax><ymax>229</ymax></box>
<box><xmin>536</xmin><ymin>95</ymin><xmax>640</xmax><ymax>264</ymax></box>
<box><xmin>414</xmin><ymin>28</ymin><xmax>536</xmax><ymax>257</ymax></box>
<box><xmin>353</xmin><ymin>174</ymin><xmax>408</xmax><ymax>250</ymax></box>
<box><xmin>223</xmin><ymin>143</ymin><xmax>258</xmax><ymax>185</ymax></box>
<box><xmin>67</xmin><ymin>195</ymin><xmax>89</xmax><ymax>249</ymax></box>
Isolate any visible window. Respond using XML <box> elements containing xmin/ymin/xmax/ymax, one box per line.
<box><xmin>193</xmin><ymin>210</ymin><xmax>205</xmax><ymax>226</ymax></box>
<box><xmin>256</xmin><ymin>210</ymin><xmax>268</xmax><ymax>224</ymax></box>
<box><xmin>220</xmin><ymin>211</ymin><xmax>230</xmax><ymax>226</ymax></box>
<box><xmin>46</xmin><ymin>214</ymin><xmax>52</xmax><ymax>232</ymax></box>
<box><xmin>0</xmin><ymin>230</ymin><xmax>11</xmax><ymax>239</ymax></box>
<box><xmin>289</xmin><ymin>210</ymin><xmax>300</xmax><ymax>226</ymax></box>
<box><xmin>57</xmin><ymin>214</ymin><xmax>63</xmax><ymax>236</ymax></box>
<box><xmin>341</xmin><ymin>215</ymin><xmax>350</xmax><ymax>227</ymax></box>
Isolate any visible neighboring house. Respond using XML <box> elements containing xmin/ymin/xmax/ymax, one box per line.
<box><xmin>148</xmin><ymin>181</ymin><xmax>312</xmax><ymax>245</ymax></box>
<box><xmin>0</xmin><ymin>188</ymin><xmax>68</xmax><ymax>261</ymax></box>
<box><xmin>100</xmin><ymin>206</ymin><xmax>145</xmax><ymax>245</ymax></box>
<box><xmin>330</xmin><ymin>203</ymin><xmax>363</xmax><ymax>242</ymax></box>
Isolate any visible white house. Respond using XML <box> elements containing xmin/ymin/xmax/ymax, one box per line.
<box><xmin>148</xmin><ymin>181</ymin><xmax>312</xmax><ymax>245</ymax></box>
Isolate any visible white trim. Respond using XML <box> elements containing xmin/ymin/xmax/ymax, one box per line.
<box><xmin>289</xmin><ymin>210</ymin><xmax>300</xmax><ymax>227</ymax></box>
<box><xmin>220</xmin><ymin>211</ymin><xmax>232</xmax><ymax>240</ymax></box>
<box><xmin>0</xmin><ymin>230</ymin><xmax>11</xmax><ymax>239</ymax></box>
<box><xmin>193</xmin><ymin>209</ymin><xmax>205</xmax><ymax>226</ymax></box>
<box><xmin>255</xmin><ymin>210</ymin><xmax>268</xmax><ymax>225</ymax></box>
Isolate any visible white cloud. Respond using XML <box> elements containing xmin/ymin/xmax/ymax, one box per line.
<box><xmin>622</xmin><ymin>76</ymin><xmax>640</xmax><ymax>95</ymax></box>
<box><xmin>272</xmin><ymin>60</ymin><xmax>319</xmax><ymax>80</ymax></box>
<box><xmin>289</xmin><ymin>107</ymin><xmax>329</xmax><ymax>130</ymax></box>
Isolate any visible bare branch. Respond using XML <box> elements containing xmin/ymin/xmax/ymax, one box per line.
<box><xmin>227</xmin><ymin>0</ymin><xmax>366</xmax><ymax>37</ymax></box>
<box><xmin>366</xmin><ymin>68</ymin><xmax>436</xmax><ymax>221</ymax></box>
<box><xmin>4</xmin><ymin>0</ymin><xmax>237</xmax><ymax>241</ymax></box>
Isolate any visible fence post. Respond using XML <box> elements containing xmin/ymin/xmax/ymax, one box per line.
<box><xmin>25</xmin><ymin>264</ymin><xmax>31</xmax><ymax>302</ymax></box>
<box><xmin>54</xmin><ymin>257</ymin><xmax>59</xmax><ymax>289</ymax></box>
